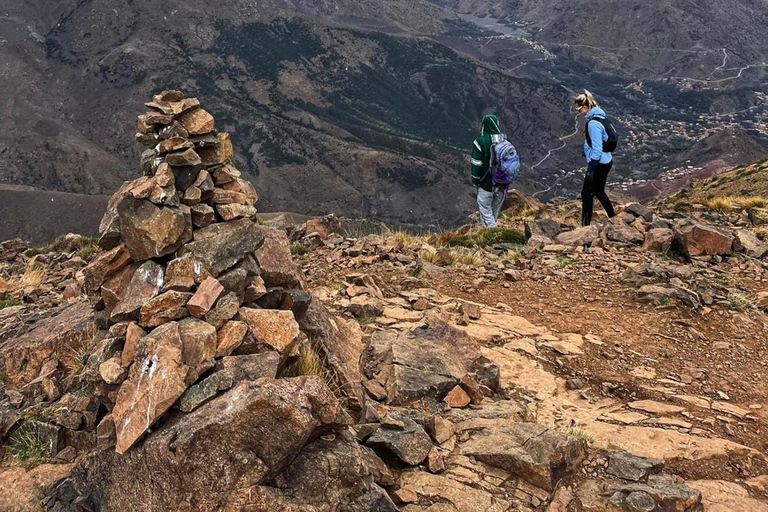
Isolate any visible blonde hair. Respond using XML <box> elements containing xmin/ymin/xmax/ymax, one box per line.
<box><xmin>574</xmin><ymin>90</ymin><xmax>599</xmax><ymax>109</ymax></box>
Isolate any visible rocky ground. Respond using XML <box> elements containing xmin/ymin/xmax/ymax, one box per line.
<box><xmin>1</xmin><ymin>94</ymin><xmax>768</xmax><ymax>512</ymax></box>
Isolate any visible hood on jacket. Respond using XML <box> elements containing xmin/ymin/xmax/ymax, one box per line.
<box><xmin>585</xmin><ymin>107</ymin><xmax>606</xmax><ymax>120</ymax></box>
<box><xmin>481</xmin><ymin>114</ymin><xmax>501</xmax><ymax>135</ymax></box>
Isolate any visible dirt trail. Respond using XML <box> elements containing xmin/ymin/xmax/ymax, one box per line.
<box><xmin>304</xmin><ymin>250</ymin><xmax>768</xmax><ymax>506</ymax></box>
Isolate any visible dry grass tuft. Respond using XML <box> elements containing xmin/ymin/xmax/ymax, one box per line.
<box><xmin>705</xmin><ymin>195</ymin><xmax>768</xmax><ymax>213</ymax></box>
<box><xmin>447</xmin><ymin>248</ymin><xmax>485</xmax><ymax>267</ymax></box>
<box><xmin>280</xmin><ymin>340</ymin><xmax>347</xmax><ymax>405</ymax></box>
<box><xmin>61</xmin><ymin>323</ymin><xmax>98</xmax><ymax>377</ymax></box>
<box><xmin>0</xmin><ymin>265</ymin><xmax>47</xmax><ymax>294</ymax></box>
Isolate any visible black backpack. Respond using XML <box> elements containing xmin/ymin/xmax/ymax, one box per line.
<box><xmin>585</xmin><ymin>117</ymin><xmax>618</xmax><ymax>153</ymax></box>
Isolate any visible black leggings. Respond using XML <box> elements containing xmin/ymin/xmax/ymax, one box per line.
<box><xmin>581</xmin><ymin>161</ymin><xmax>615</xmax><ymax>226</ymax></box>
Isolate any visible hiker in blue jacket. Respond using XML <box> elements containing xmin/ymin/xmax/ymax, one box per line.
<box><xmin>574</xmin><ymin>90</ymin><xmax>616</xmax><ymax>226</ymax></box>
<box><xmin>470</xmin><ymin>114</ymin><xmax>505</xmax><ymax>228</ymax></box>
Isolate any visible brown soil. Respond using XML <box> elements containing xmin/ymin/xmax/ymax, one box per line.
<box><xmin>303</xmin><ymin>251</ymin><xmax>768</xmax><ymax>456</ymax></box>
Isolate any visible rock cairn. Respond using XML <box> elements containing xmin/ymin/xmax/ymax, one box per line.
<box><xmin>81</xmin><ymin>90</ymin><xmax>343</xmax><ymax>455</ymax></box>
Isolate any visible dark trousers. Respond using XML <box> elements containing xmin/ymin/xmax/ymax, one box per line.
<box><xmin>581</xmin><ymin>161</ymin><xmax>615</xmax><ymax>226</ymax></box>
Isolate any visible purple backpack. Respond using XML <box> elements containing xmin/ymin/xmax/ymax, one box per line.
<box><xmin>487</xmin><ymin>134</ymin><xmax>520</xmax><ymax>185</ymax></box>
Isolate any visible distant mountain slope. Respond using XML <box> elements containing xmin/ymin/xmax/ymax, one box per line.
<box><xmin>429</xmin><ymin>0</ymin><xmax>768</xmax><ymax>79</ymax></box>
<box><xmin>0</xmin><ymin>0</ymin><xmax>573</xmax><ymax>228</ymax></box>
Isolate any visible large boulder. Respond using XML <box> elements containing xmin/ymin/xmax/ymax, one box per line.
<box><xmin>254</xmin><ymin>431</ymin><xmax>397</xmax><ymax>512</ymax></box>
<box><xmin>525</xmin><ymin>219</ymin><xmax>563</xmax><ymax>241</ymax></box>
<box><xmin>179</xmin><ymin>218</ymin><xmax>264</xmax><ymax>277</ymax></box>
<box><xmin>555</xmin><ymin>225</ymin><xmax>600</xmax><ymax>246</ymax></box>
<box><xmin>253</xmin><ymin>225</ymin><xmax>306</xmax><ymax>288</ymax></box>
<box><xmin>733</xmin><ymin>230</ymin><xmax>768</xmax><ymax>258</ymax></box>
<box><xmin>0</xmin><ymin>301</ymin><xmax>93</xmax><ymax>388</ymax></box>
<box><xmin>117</xmin><ymin>195</ymin><xmax>188</xmax><ymax>261</ymax></box>
<box><xmin>604</xmin><ymin>223</ymin><xmax>644</xmax><ymax>244</ymax></box>
<box><xmin>366</xmin><ymin>416</ymin><xmax>433</xmax><ymax>465</ymax></box>
<box><xmin>460</xmin><ymin>423</ymin><xmax>585</xmax><ymax>491</ymax></box>
<box><xmin>364</xmin><ymin>321</ymin><xmax>489</xmax><ymax>405</ymax></box>
<box><xmin>112</xmin><ymin>322</ymin><xmax>190</xmax><ymax>454</ymax></box>
<box><xmin>297</xmin><ymin>298</ymin><xmax>366</xmax><ymax>408</ymax></box>
<box><xmin>642</xmin><ymin>228</ymin><xmax>675</xmax><ymax>253</ymax></box>
<box><xmin>672</xmin><ymin>219</ymin><xmax>734</xmax><ymax>257</ymax></box>
<box><xmin>72</xmin><ymin>377</ymin><xmax>350</xmax><ymax>511</ymax></box>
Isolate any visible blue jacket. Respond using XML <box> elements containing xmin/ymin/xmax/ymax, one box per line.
<box><xmin>583</xmin><ymin>107</ymin><xmax>612</xmax><ymax>164</ymax></box>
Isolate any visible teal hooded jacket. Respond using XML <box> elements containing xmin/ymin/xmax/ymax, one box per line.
<box><xmin>470</xmin><ymin>114</ymin><xmax>503</xmax><ymax>192</ymax></box>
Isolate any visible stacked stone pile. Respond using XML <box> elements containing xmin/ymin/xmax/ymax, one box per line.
<box><xmin>79</xmin><ymin>90</ymin><xmax>359</xmax><ymax>455</ymax></box>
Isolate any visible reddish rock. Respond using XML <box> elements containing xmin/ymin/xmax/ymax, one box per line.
<box><xmin>190</xmin><ymin>203</ymin><xmax>215</xmax><ymax>228</ymax></box>
<box><xmin>443</xmin><ymin>386</ymin><xmax>471</xmax><ymax>408</ymax></box>
<box><xmin>165</xmin><ymin>147</ymin><xmax>202</xmax><ymax>167</ymax></box>
<box><xmin>212</xmin><ymin>189</ymin><xmax>248</xmax><ymax>205</ymax></box>
<box><xmin>138</xmin><ymin>112</ymin><xmax>173</xmax><ymax>133</ymax></box>
<box><xmin>157</xmin><ymin>137</ymin><xmax>193</xmax><ymax>154</ymax></box>
<box><xmin>83</xmin><ymin>244</ymin><xmax>133</xmax><ymax>299</ymax></box>
<box><xmin>213</xmin><ymin>164</ymin><xmax>241</xmax><ymax>184</ymax></box>
<box><xmin>110</xmin><ymin>261</ymin><xmax>164</xmax><ymax>321</ymax></box>
<box><xmin>165</xmin><ymin>254</ymin><xmax>210</xmax><ymax>290</ymax></box>
<box><xmin>215</xmin><ymin>352</ymin><xmax>280</xmax><ymax>381</ymax></box>
<box><xmin>198</xmin><ymin>133</ymin><xmax>233</xmax><ymax>165</ymax></box>
<box><xmin>182</xmin><ymin>185</ymin><xmax>202</xmax><ymax>206</ymax></box>
<box><xmin>297</xmin><ymin>298</ymin><xmax>366</xmax><ymax>408</ymax></box>
<box><xmin>187</xmin><ymin>277</ymin><xmax>224</xmax><ymax>318</ymax></box>
<box><xmin>178</xmin><ymin>317</ymin><xmax>217</xmax><ymax>369</ymax></box>
<box><xmin>63</xmin><ymin>281</ymin><xmax>83</xmax><ymax>302</ymax></box>
<box><xmin>427</xmin><ymin>447</ymin><xmax>446</xmax><ymax>473</ymax></box>
<box><xmin>239</xmin><ymin>308</ymin><xmax>300</xmax><ymax>353</ymax></box>
<box><xmin>253</xmin><ymin>226</ymin><xmax>305</xmax><ymax>288</ymax></box>
<box><xmin>74</xmin><ymin>378</ymin><xmax>350</xmax><ymax>510</ymax></box>
<box><xmin>96</xmin><ymin>415</ymin><xmax>116</xmax><ymax>450</ymax></box>
<box><xmin>0</xmin><ymin>301</ymin><xmax>93</xmax><ymax>388</ymax></box>
<box><xmin>425</xmin><ymin>416</ymin><xmax>454</xmax><ymax>444</ymax></box>
<box><xmin>460</xmin><ymin>423</ymin><xmax>585</xmax><ymax>492</ymax></box>
<box><xmin>139</xmin><ymin>291</ymin><xmax>192</xmax><ymax>328</ymax></box>
<box><xmin>215</xmin><ymin>321</ymin><xmax>248</xmax><ymax>357</ymax></box>
<box><xmin>0</xmin><ymin>464</ymin><xmax>74</xmax><ymax>512</ymax></box>
<box><xmin>180</xmin><ymin>218</ymin><xmax>264</xmax><ymax>277</ymax></box>
<box><xmin>177</xmin><ymin>108</ymin><xmax>214</xmax><ymax>135</ymax></box>
<box><xmin>244</xmin><ymin>276</ymin><xmax>267</xmax><ymax>303</ymax></box>
<box><xmin>99</xmin><ymin>356</ymin><xmax>128</xmax><ymax>385</ymax></box>
<box><xmin>117</xmin><ymin>196</ymin><xmax>187</xmax><ymax>261</ymax></box>
<box><xmin>100</xmin><ymin>262</ymin><xmax>140</xmax><ymax>313</ymax></box>
<box><xmin>122</xmin><ymin>323</ymin><xmax>146</xmax><ymax>367</ymax></box>
<box><xmin>459</xmin><ymin>375</ymin><xmax>484</xmax><ymax>404</ymax></box>
<box><xmin>365</xmin><ymin>321</ymin><xmax>487</xmax><ymax>406</ymax></box>
<box><xmin>673</xmin><ymin>219</ymin><xmax>734</xmax><ymax>257</ymax></box>
<box><xmin>154</xmin><ymin>163</ymin><xmax>175</xmax><ymax>187</ymax></box>
<box><xmin>216</xmin><ymin>204</ymin><xmax>257</xmax><ymax>221</ymax></box>
<box><xmin>112</xmin><ymin>322</ymin><xmax>190</xmax><ymax>454</ymax></box>
<box><xmin>642</xmin><ymin>228</ymin><xmax>675</xmax><ymax>253</ymax></box>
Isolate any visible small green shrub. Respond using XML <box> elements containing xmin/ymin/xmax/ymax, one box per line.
<box><xmin>555</xmin><ymin>255</ymin><xmax>575</xmax><ymax>269</ymax></box>
<box><xmin>0</xmin><ymin>299</ymin><xmax>21</xmax><ymax>310</ymax></box>
<box><xmin>24</xmin><ymin>247</ymin><xmax>47</xmax><ymax>258</ymax></box>
<box><xmin>290</xmin><ymin>243</ymin><xmax>311</xmax><ymax>256</ymax></box>
<box><xmin>566</xmin><ymin>425</ymin><xmax>596</xmax><ymax>447</ymax></box>
<box><xmin>6</xmin><ymin>424</ymin><xmax>53</xmax><ymax>469</ymax></box>
<box><xmin>448</xmin><ymin>228</ymin><xmax>526</xmax><ymax>248</ymax></box>
<box><xmin>77</xmin><ymin>238</ymin><xmax>100</xmax><ymax>260</ymax></box>
<box><xmin>355</xmin><ymin>316</ymin><xmax>378</xmax><ymax>325</ymax></box>
<box><xmin>725</xmin><ymin>293</ymin><xmax>756</xmax><ymax>312</ymax></box>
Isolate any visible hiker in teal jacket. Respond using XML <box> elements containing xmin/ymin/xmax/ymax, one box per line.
<box><xmin>470</xmin><ymin>114</ymin><xmax>505</xmax><ymax>228</ymax></box>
